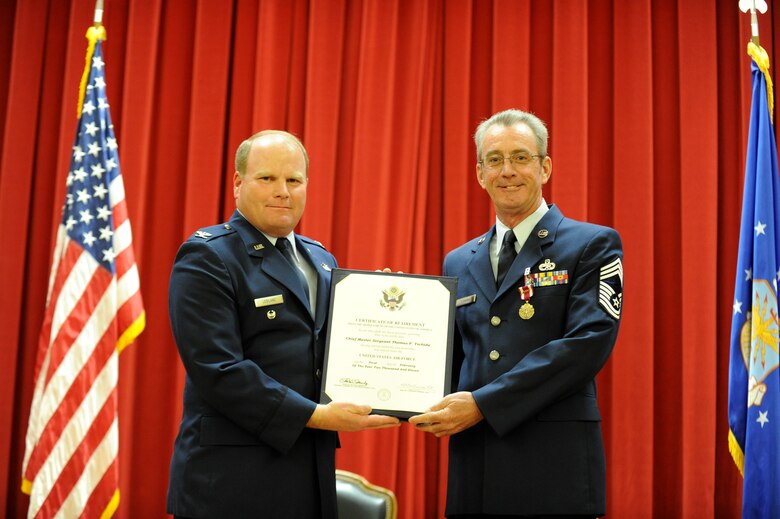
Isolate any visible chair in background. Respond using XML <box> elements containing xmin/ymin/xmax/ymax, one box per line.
<box><xmin>335</xmin><ymin>469</ymin><xmax>397</xmax><ymax>519</ymax></box>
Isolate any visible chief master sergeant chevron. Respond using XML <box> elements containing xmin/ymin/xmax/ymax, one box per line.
<box><xmin>166</xmin><ymin>130</ymin><xmax>399</xmax><ymax>519</ymax></box>
<box><xmin>410</xmin><ymin>109</ymin><xmax>624</xmax><ymax>518</ymax></box>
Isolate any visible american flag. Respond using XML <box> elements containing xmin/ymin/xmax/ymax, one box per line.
<box><xmin>21</xmin><ymin>26</ymin><xmax>145</xmax><ymax>519</ymax></box>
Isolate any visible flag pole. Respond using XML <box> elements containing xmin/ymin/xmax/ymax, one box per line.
<box><xmin>80</xmin><ymin>1</ymin><xmax>107</xmax><ymax>117</ymax></box>
<box><xmin>750</xmin><ymin>4</ymin><xmax>760</xmax><ymax>45</ymax></box>
<box><xmin>738</xmin><ymin>0</ymin><xmax>767</xmax><ymax>45</ymax></box>
<box><xmin>94</xmin><ymin>0</ymin><xmax>104</xmax><ymax>28</ymax></box>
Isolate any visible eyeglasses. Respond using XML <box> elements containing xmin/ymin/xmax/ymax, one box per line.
<box><xmin>479</xmin><ymin>152</ymin><xmax>543</xmax><ymax>171</ymax></box>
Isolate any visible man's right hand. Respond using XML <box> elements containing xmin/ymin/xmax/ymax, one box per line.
<box><xmin>307</xmin><ymin>402</ymin><xmax>401</xmax><ymax>431</ymax></box>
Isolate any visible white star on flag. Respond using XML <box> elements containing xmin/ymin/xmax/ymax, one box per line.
<box><xmin>93</xmin><ymin>185</ymin><xmax>108</xmax><ymax>199</ymax></box>
<box><xmin>82</xmin><ymin>231</ymin><xmax>97</xmax><ymax>247</ymax></box>
<box><xmin>84</xmin><ymin>121</ymin><xmax>99</xmax><ymax>136</ymax></box>
<box><xmin>91</xmin><ymin>163</ymin><xmax>106</xmax><ymax>179</ymax></box>
<box><xmin>87</xmin><ymin>141</ymin><xmax>101</xmax><ymax>157</ymax></box>
<box><xmin>79</xmin><ymin>209</ymin><xmax>93</xmax><ymax>224</ymax></box>
<box><xmin>96</xmin><ymin>205</ymin><xmax>111</xmax><ymax>220</ymax></box>
<box><xmin>76</xmin><ymin>189</ymin><xmax>90</xmax><ymax>204</ymax></box>
<box><xmin>99</xmin><ymin>226</ymin><xmax>113</xmax><ymax>241</ymax></box>
<box><xmin>73</xmin><ymin>167</ymin><xmax>87</xmax><ymax>182</ymax></box>
<box><xmin>755</xmin><ymin>220</ymin><xmax>767</xmax><ymax>235</ymax></box>
<box><xmin>82</xmin><ymin>100</ymin><xmax>96</xmax><ymax>115</ymax></box>
<box><xmin>73</xmin><ymin>146</ymin><xmax>86</xmax><ymax>162</ymax></box>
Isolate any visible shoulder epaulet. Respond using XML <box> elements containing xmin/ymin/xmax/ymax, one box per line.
<box><xmin>190</xmin><ymin>222</ymin><xmax>236</xmax><ymax>242</ymax></box>
<box><xmin>298</xmin><ymin>235</ymin><xmax>327</xmax><ymax>250</ymax></box>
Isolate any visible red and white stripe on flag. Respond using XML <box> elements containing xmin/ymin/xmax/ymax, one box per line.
<box><xmin>21</xmin><ymin>26</ymin><xmax>145</xmax><ymax>519</ymax></box>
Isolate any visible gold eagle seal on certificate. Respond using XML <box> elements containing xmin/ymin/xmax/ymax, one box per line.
<box><xmin>380</xmin><ymin>286</ymin><xmax>406</xmax><ymax>311</ymax></box>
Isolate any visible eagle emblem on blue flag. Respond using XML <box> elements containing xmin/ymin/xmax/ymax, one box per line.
<box><xmin>739</xmin><ymin>279</ymin><xmax>780</xmax><ymax>408</ymax></box>
<box><xmin>599</xmin><ymin>257</ymin><xmax>623</xmax><ymax>320</ymax></box>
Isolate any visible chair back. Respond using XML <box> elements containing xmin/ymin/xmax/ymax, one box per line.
<box><xmin>335</xmin><ymin>469</ymin><xmax>397</xmax><ymax>519</ymax></box>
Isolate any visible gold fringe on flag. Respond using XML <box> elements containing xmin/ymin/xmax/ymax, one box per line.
<box><xmin>728</xmin><ymin>428</ymin><xmax>745</xmax><ymax>477</ymax></box>
<box><xmin>748</xmin><ymin>41</ymin><xmax>774</xmax><ymax>123</ymax></box>
<box><xmin>77</xmin><ymin>25</ymin><xmax>107</xmax><ymax>118</ymax></box>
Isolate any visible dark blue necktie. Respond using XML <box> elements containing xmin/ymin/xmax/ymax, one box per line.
<box><xmin>275</xmin><ymin>238</ymin><xmax>310</xmax><ymax>304</ymax></box>
<box><xmin>496</xmin><ymin>230</ymin><xmax>517</xmax><ymax>288</ymax></box>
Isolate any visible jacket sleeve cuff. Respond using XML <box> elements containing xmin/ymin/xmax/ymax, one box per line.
<box><xmin>258</xmin><ymin>388</ymin><xmax>317</xmax><ymax>453</ymax></box>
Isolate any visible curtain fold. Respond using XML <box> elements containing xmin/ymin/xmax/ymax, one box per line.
<box><xmin>611</xmin><ymin>2</ymin><xmax>656</xmax><ymax>513</ymax></box>
<box><xmin>1</xmin><ymin>1</ymin><xmax>766</xmax><ymax>517</ymax></box>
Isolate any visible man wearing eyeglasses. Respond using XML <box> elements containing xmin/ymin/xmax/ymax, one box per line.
<box><xmin>411</xmin><ymin>109</ymin><xmax>623</xmax><ymax>518</ymax></box>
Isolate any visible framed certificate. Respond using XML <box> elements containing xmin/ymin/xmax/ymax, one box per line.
<box><xmin>320</xmin><ymin>269</ymin><xmax>457</xmax><ymax>419</ymax></box>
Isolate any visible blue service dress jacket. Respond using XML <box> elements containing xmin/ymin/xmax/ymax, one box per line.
<box><xmin>166</xmin><ymin>210</ymin><xmax>339</xmax><ymax>519</ymax></box>
<box><xmin>443</xmin><ymin>204</ymin><xmax>623</xmax><ymax>516</ymax></box>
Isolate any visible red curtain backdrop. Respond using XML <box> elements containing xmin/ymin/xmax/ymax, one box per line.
<box><xmin>0</xmin><ymin>0</ymin><xmax>771</xmax><ymax>517</ymax></box>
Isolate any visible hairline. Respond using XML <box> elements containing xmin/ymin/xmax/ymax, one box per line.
<box><xmin>473</xmin><ymin>109</ymin><xmax>549</xmax><ymax>160</ymax></box>
<box><xmin>234</xmin><ymin>130</ymin><xmax>310</xmax><ymax>177</ymax></box>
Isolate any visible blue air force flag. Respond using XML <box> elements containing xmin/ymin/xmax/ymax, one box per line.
<box><xmin>728</xmin><ymin>42</ymin><xmax>780</xmax><ymax>519</ymax></box>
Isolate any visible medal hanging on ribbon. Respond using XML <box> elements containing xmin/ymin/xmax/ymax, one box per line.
<box><xmin>518</xmin><ymin>267</ymin><xmax>535</xmax><ymax>320</ymax></box>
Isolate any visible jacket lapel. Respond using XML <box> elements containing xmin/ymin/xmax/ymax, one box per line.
<box><xmin>310</xmin><ymin>251</ymin><xmax>333</xmax><ymax>334</ymax></box>
<box><xmin>296</xmin><ymin>238</ymin><xmax>334</xmax><ymax>331</ymax></box>
<box><xmin>230</xmin><ymin>211</ymin><xmax>313</xmax><ymax>319</ymax></box>
<box><xmin>466</xmin><ymin>228</ymin><xmax>498</xmax><ymax>301</ymax></box>
<box><xmin>494</xmin><ymin>205</ymin><xmax>565</xmax><ymax>300</ymax></box>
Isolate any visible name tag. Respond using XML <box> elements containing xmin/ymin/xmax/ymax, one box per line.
<box><xmin>254</xmin><ymin>294</ymin><xmax>284</xmax><ymax>308</ymax></box>
<box><xmin>455</xmin><ymin>294</ymin><xmax>477</xmax><ymax>307</ymax></box>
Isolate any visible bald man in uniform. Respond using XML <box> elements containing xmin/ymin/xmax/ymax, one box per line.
<box><xmin>166</xmin><ymin>130</ymin><xmax>399</xmax><ymax>519</ymax></box>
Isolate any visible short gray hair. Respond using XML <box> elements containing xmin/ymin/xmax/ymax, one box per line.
<box><xmin>474</xmin><ymin>109</ymin><xmax>548</xmax><ymax>159</ymax></box>
<box><xmin>234</xmin><ymin>130</ymin><xmax>309</xmax><ymax>176</ymax></box>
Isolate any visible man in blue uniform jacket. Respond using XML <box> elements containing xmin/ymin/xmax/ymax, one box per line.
<box><xmin>166</xmin><ymin>130</ymin><xmax>399</xmax><ymax>519</ymax></box>
<box><xmin>410</xmin><ymin>110</ymin><xmax>623</xmax><ymax>518</ymax></box>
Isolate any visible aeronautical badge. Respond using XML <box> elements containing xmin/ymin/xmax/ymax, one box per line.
<box><xmin>380</xmin><ymin>286</ymin><xmax>406</xmax><ymax>311</ymax></box>
<box><xmin>599</xmin><ymin>257</ymin><xmax>623</xmax><ymax>319</ymax></box>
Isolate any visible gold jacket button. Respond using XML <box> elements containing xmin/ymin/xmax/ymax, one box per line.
<box><xmin>490</xmin><ymin>316</ymin><xmax>501</xmax><ymax>327</ymax></box>
<box><xmin>489</xmin><ymin>350</ymin><xmax>500</xmax><ymax>361</ymax></box>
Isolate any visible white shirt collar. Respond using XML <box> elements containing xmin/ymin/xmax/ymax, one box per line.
<box><xmin>494</xmin><ymin>200</ymin><xmax>549</xmax><ymax>254</ymax></box>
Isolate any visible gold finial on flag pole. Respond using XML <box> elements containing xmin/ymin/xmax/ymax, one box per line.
<box><xmin>88</xmin><ymin>0</ymin><xmax>106</xmax><ymax>42</ymax></box>
<box><xmin>79</xmin><ymin>0</ymin><xmax>107</xmax><ymax>116</ymax></box>
<box><xmin>93</xmin><ymin>0</ymin><xmax>104</xmax><ymax>28</ymax></box>
<box><xmin>739</xmin><ymin>0</ymin><xmax>768</xmax><ymax>45</ymax></box>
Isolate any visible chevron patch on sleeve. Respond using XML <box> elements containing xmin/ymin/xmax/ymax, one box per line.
<box><xmin>599</xmin><ymin>257</ymin><xmax>623</xmax><ymax>319</ymax></box>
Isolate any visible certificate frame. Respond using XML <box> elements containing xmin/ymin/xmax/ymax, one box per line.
<box><xmin>320</xmin><ymin>269</ymin><xmax>457</xmax><ymax>420</ymax></box>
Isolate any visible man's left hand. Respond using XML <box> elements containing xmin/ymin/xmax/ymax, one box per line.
<box><xmin>408</xmin><ymin>391</ymin><xmax>483</xmax><ymax>437</ymax></box>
